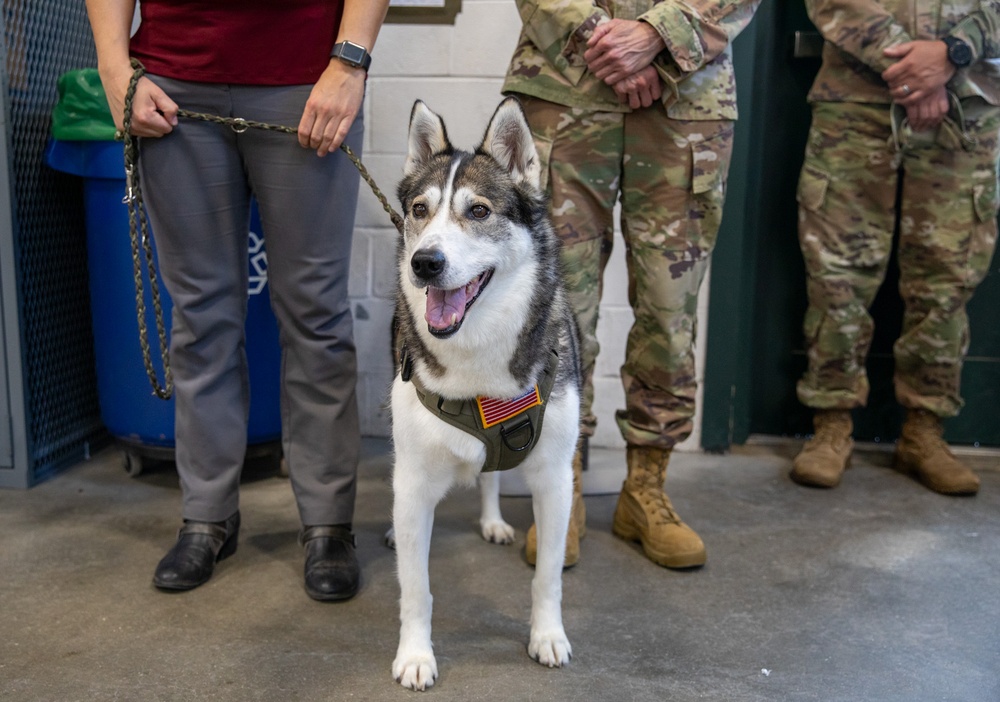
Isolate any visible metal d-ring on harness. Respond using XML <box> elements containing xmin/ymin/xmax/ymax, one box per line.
<box><xmin>119</xmin><ymin>58</ymin><xmax>403</xmax><ymax>399</ymax></box>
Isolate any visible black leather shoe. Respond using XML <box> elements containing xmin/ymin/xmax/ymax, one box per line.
<box><xmin>153</xmin><ymin>511</ymin><xmax>240</xmax><ymax>591</ymax></box>
<box><xmin>301</xmin><ymin>525</ymin><xmax>359</xmax><ymax>601</ymax></box>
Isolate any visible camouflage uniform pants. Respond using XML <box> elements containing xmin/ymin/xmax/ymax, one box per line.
<box><xmin>519</xmin><ymin>95</ymin><xmax>734</xmax><ymax>448</ymax></box>
<box><xmin>796</xmin><ymin>100</ymin><xmax>1000</xmax><ymax>417</ymax></box>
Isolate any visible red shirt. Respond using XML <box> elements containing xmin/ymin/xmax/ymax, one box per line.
<box><xmin>130</xmin><ymin>1</ymin><xmax>343</xmax><ymax>85</ymax></box>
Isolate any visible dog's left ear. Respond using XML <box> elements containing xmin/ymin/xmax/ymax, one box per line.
<box><xmin>480</xmin><ymin>97</ymin><xmax>541</xmax><ymax>190</ymax></box>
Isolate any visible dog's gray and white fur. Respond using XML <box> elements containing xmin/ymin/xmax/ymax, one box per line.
<box><xmin>390</xmin><ymin>98</ymin><xmax>581</xmax><ymax>690</ymax></box>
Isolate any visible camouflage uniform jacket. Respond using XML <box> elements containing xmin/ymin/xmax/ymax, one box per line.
<box><xmin>502</xmin><ymin>0</ymin><xmax>761</xmax><ymax>120</ymax></box>
<box><xmin>805</xmin><ymin>0</ymin><xmax>1000</xmax><ymax>105</ymax></box>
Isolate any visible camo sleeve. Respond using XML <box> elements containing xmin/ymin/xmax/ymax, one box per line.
<box><xmin>639</xmin><ymin>0</ymin><xmax>761</xmax><ymax>77</ymax></box>
<box><xmin>948</xmin><ymin>3</ymin><xmax>1000</xmax><ymax>61</ymax></box>
<box><xmin>515</xmin><ymin>0</ymin><xmax>610</xmax><ymax>85</ymax></box>
<box><xmin>804</xmin><ymin>0</ymin><xmax>913</xmax><ymax>74</ymax></box>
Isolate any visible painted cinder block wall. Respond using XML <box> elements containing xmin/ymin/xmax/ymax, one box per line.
<box><xmin>352</xmin><ymin>0</ymin><xmax>707</xmax><ymax>451</ymax></box>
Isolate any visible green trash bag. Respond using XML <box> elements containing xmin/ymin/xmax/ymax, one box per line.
<box><xmin>51</xmin><ymin>68</ymin><xmax>117</xmax><ymax>141</ymax></box>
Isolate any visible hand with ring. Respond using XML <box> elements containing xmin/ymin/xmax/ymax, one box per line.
<box><xmin>882</xmin><ymin>40</ymin><xmax>956</xmax><ymax>106</ymax></box>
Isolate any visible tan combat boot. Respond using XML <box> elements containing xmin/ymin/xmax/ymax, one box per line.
<box><xmin>790</xmin><ymin>410</ymin><xmax>854</xmax><ymax>488</ymax></box>
<box><xmin>894</xmin><ymin>409</ymin><xmax>979</xmax><ymax>496</ymax></box>
<box><xmin>525</xmin><ymin>438</ymin><xmax>586</xmax><ymax>568</ymax></box>
<box><xmin>612</xmin><ymin>446</ymin><xmax>706</xmax><ymax>569</ymax></box>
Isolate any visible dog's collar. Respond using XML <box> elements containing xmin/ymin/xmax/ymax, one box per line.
<box><xmin>400</xmin><ymin>346</ymin><xmax>560</xmax><ymax>473</ymax></box>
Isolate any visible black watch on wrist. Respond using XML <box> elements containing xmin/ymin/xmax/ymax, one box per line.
<box><xmin>331</xmin><ymin>41</ymin><xmax>372</xmax><ymax>72</ymax></box>
<box><xmin>942</xmin><ymin>35</ymin><xmax>972</xmax><ymax>69</ymax></box>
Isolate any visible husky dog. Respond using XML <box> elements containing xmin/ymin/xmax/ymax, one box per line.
<box><xmin>390</xmin><ymin>98</ymin><xmax>581</xmax><ymax>691</ymax></box>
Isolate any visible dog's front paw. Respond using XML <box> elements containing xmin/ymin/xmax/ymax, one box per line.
<box><xmin>480</xmin><ymin>518</ymin><xmax>515</xmax><ymax>545</ymax></box>
<box><xmin>528</xmin><ymin>629</ymin><xmax>572</xmax><ymax>668</ymax></box>
<box><xmin>393</xmin><ymin>649</ymin><xmax>438</xmax><ymax>691</ymax></box>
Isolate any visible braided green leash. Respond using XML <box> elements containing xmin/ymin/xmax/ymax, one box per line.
<box><xmin>120</xmin><ymin>60</ymin><xmax>171</xmax><ymax>398</ymax></box>
<box><xmin>119</xmin><ymin>59</ymin><xmax>403</xmax><ymax>399</ymax></box>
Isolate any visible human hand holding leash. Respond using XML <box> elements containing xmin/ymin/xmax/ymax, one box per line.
<box><xmin>298</xmin><ymin>60</ymin><xmax>366</xmax><ymax>157</ymax></box>
<box><xmin>585</xmin><ymin>19</ymin><xmax>665</xmax><ymax>85</ymax></box>
<box><xmin>100</xmin><ymin>64</ymin><xmax>178</xmax><ymax>137</ymax></box>
<box><xmin>87</xmin><ymin>0</ymin><xmax>178</xmax><ymax>137</ymax></box>
<box><xmin>882</xmin><ymin>40</ymin><xmax>956</xmax><ymax>106</ymax></box>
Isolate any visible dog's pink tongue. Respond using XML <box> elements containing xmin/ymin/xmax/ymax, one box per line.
<box><xmin>425</xmin><ymin>286</ymin><xmax>468</xmax><ymax>330</ymax></box>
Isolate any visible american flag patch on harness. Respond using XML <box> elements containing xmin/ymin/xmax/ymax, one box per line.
<box><xmin>476</xmin><ymin>386</ymin><xmax>542</xmax><ymax>429</ymax></box>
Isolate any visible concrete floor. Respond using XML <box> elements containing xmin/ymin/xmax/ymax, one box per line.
<box><xmin>2</xmin><ymin>438</ymin><xmax>998</xmax><ymax>702</ymax></box>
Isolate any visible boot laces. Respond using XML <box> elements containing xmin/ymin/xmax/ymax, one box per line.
<box><xmin>904</xmin><ymin>412</ymin><xmax>951</xmax><ymax>454</ymax></box>
<box><xmin>812</xmin><ymin>418</ymin><xmax>849</xmax><ymax>447</ymax></box>
<box><xmin>639</xmin><ymin>488</ymin><xmax>681</xmax><ymax>526</ymax></box>
<box><xmin>909</xmin><ymin>426</ymin><xmax>954</xmax><ymax>459</ymax></box>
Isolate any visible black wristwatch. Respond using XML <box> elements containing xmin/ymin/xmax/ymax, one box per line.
<box><xmin>942</xmin><ymin>35</ymin><xmax>972</xmax><ymax>69</ymax></box>
<box><xmin>331</xmin><ymin>41</ymin><xmax>372</xmax><ymax>72</ymax></box>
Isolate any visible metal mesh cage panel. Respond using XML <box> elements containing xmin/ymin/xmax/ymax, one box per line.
<box><xmin>4</xmin><ymin>0</ymin><xmax>105</xmax><ymax>482</ymax></box>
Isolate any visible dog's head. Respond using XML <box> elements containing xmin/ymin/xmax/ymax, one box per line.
<box><xmin>396</xmin><ymin>98</ymin><xmax>544</xmax><ymax>340</ymax></box>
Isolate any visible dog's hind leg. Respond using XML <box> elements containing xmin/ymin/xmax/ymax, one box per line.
<box><xmin>392</xmin><ymin>462</ymin><xmax>449</xmax><ymax>691</ymax></box>
<box><xmin>478</xmin><ymin>472</ymin><xmax>515</xmax><ymax>544</ymax></box>
<box><xmin>523</xmin><ymin>454</ymin><xmax>574</xmax><ymax>667</ymax></box>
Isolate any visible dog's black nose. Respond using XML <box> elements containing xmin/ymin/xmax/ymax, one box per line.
<box><xmin>411</xmin><ymin>248</ymin><xmax>446</xmax><ymax>280</ymax></box>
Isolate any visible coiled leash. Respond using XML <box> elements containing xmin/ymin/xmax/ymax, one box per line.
<box><xmin>119</xmin><ymin>59</ymin><xmax>403</xmax><ymax>399</ymax></box>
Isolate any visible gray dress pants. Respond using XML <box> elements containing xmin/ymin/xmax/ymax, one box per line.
<box><xmin>138</xmin><ymin>76</ymin><xmax>361</xmax><ymax>526</ymax></box>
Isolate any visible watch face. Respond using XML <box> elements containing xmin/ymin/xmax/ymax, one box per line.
<box><xmin>340</xmin><ymin>43</ymin><xmax>367</xmax><ymax>67</ymax></box>
<box><xmin>946</xmin><ymin>38</ymin><xmax>972</xmax><ymax>67</ymax></box>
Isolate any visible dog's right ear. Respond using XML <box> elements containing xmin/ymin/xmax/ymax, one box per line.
<box><xmin>480</xmin><ymin>97</ymin><xmax>541</xmax><ymax>190</ymax></box>
<box><xmin>404</xmin><ymin>100</ymin><xmax>451</xmax><ymax>177</ymax></box>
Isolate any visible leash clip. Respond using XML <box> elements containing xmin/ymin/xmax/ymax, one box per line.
<box><xmin>230</xmin><ymin>118</ymin><xmax>249</xmax><ymax>134</ymax></box>
<box><xmin>122</xmin><ymin>168</ymin><xmax>136</xmax><ymax>204</ymax></box>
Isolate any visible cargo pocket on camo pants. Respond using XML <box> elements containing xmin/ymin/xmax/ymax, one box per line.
<box><xmin>690</xmin><ymin>126</ymin><xmax>732</xmax><ymax>196</ymax></box>
<box><xmin>967</xmin><ymin>178</ymin><xmax>999</xmax><ymax>288</ymax></box>
<box><xmin>687</xmin><ymin>124</ymin><xmax>733</xmax><ymax>254</ymax></box>
<box><xmin>531</xmin><ymin>132</ymin><xmax>553</xmax><ymax>196</ymax></box>
<box><xmin>796</xmin><ymin>163</ymin><xmax>833</xmax><ymax>276</ymax></box>
<box><xmin>797</xmin><ymin>164</ymin><xmax>830</xmax><ymax>214</ymax></box>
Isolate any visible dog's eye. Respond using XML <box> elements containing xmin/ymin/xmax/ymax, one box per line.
<box><xmin>470</xmin><ymin>204</ymin><xmax>490</xmax><ymax>220</ymax></box>
<box><xmin>412</xmin><ymin>203</ymin><xmax>428</xmax><ymax>218</ymax></box>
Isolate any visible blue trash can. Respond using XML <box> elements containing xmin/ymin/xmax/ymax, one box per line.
<box><xmin>46</xmin><ymin>139</ymin><xmax>282</xmax><ymax>473</ymax></box>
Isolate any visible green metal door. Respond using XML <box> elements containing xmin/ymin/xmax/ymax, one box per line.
<box><xmin>703</xmin><ymin>3</ymin><xmax>1000</xmax><ymax>450</ymax></box>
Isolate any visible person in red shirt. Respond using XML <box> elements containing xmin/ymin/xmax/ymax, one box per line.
<box><xmin>85</xmin><ymin>0</ymin><xmax>389</xmax><ymax>601</ymax></box>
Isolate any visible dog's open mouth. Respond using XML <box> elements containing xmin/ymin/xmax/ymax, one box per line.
<box><xmin>424</xmin><ymin>269</ymin><xmax>494</xmax><ymax>338</ymax></box>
